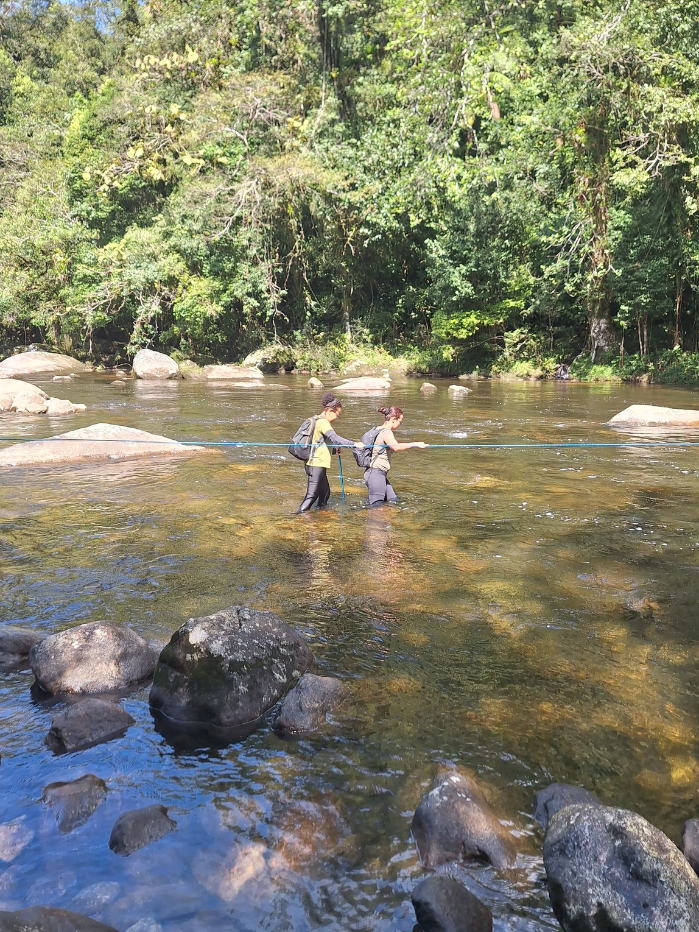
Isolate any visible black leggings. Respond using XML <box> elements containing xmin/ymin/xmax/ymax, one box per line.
<box><xmin>298</xmin><ymin>465</ymin><xmax>331</xmax><ymax>512</ymax></box>
<box><xmin>364</xmin><ymin>467</ymin><xmax>397</xmax><ymax>505</ymax></box>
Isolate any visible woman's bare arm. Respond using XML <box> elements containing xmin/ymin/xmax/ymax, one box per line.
<box><xmin>383</xmin><ymin>429</ymin><xmax>427</xmax><ymax>452</ymax></box>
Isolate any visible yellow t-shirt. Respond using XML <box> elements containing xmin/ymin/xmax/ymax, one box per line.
<box><xmin>307</xmin><ymin>417</ymin><xmax>332</xmax><ymax>468</ymax></box>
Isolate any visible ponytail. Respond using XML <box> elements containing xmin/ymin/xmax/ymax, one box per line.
<box><xmin>378</xmin><ymin>405</ymin><xmax>403</xmax><ymax>420</ymax></box>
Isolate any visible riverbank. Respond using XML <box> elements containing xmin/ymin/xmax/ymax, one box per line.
<box><xmin>5</xmin><ymin>340</ymin><xmax>699</xmax><ymax>387</ymax></box>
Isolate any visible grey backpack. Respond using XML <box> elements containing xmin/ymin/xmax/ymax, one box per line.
<box><xmin>288</xmin><ymin>417</ymin><xmax>317</xmax><ymax>461</ymax></box>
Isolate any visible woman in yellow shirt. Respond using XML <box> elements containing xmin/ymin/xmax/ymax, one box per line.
<box><xmin>365</xmin><ymin>405</ymin><xmax>427</xmax><ymax>505</ymax></box>
<box><xmin>298</xmin><ymin>392</ymin><xmax>364</xmax><ymax>513</ymax></box>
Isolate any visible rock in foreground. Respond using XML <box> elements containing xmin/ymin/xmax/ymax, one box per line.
<box><xmin>533</xmin><ymin>782</ymin><xmax>602</xmax><ymax>830</ymax></box>
<box><xmin>412</xmin><ymin>875</ymin><xmax>493</xmax><ymax>932</ymax></box>
<box><xmin>544</xmin><ymin>803</ymin><xmax>699</xmax><ymax>932</ymax></box>
<box><xmin>0</xmin><ymin>423</ymin><xmax>203</xmax><ymax>468</ymax></box>
<box><xmin>109</xmin><ymin>805</ymin><xmax>176</xmax><ymax>856</ymax></box>
<box><xmin>0</xmin><ymin>906</ymin><xmax>118</xmax><ymax>932</ymax></box>
<box><xmin>336</xmin><ymin>376</ymin><xmax>391</xmax><ymax>392</ymax></box>
<box><xmin>608</xmin><ymin>404</ymin><xmax>699</xmax><ymax>428</ymax></box>
<box><xmin>43</xmin><ymin>774</ymin><xmax>108</xmax><ymax>833</ymax></box>
<box><xmin>0</xmin><ymin>625</ymin><xmax>44</xmax><ymax>671</ymax></box>
<box><xmin>411</xmin><ymin>768</ymin><xmax>516</xmax><ymax>870</ymax></box>
<box><xmin>274</xmin><ymin>673</ymin><xmax>347</xmax><ymax>736</ymax></box>
<box><xmin>132</xmin><ymin>349</ymin><xmax>181</xmax><ymax>380</ymax></box>
<box><xmin>0</xmin><ymin>351</ymin><xmax>86</xmax><ymax>380</ymax></box>
<box><xmin>149</xmin><ymin>606</ymin><xmax>313</xmax><ymax>732</ymax></box>
<box><xmin>30</xmin><ymin>621</ymin><xmax>157</xmax><ymax>696</ymax></box>
<box><xmin>682</xmin><ymin>818</ymin><xmax>699</xmax><ymax>874</ymax></box>
<box><xmin>47</xmin><ymin>699</ymin><xmax>134</xmax><ymax>753</ymax></box>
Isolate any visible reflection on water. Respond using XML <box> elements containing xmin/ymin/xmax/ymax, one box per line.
<box><xmin>1</xmin><ymin>376</ymin><xmax>699</xmax><ymax>929</ymax></box>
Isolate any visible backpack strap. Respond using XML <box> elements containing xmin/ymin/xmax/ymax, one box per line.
<box><xmin>369</xmin><ymin>426</ymin><xmax>387</xmax><ymax>469</ymax></box>
<box><xmin>307</xmin><ymin>416</ymin><xmax>322</xmax><ymax>460</ymax></box>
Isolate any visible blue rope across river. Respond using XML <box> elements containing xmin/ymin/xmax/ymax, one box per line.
<box><xmin>1</xmin><ymin>436</ymin><xmax>699</xmax><ymax>450</ymax></box>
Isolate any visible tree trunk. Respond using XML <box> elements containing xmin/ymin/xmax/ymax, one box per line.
<box><xmin>342</xmin><ymin>284</ymin><xmax>352</xmax><ymax>342</ymax></box>
<box><xmin>674</xmin><ymin>272</ymin><xmax>682</xmax><ymax>349</ymax></box>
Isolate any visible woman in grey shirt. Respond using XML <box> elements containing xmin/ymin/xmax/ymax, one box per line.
<box><xmin>364</xmin><ymin>405</ymin><xmax>427</xmax><ymax>505</ymax></box>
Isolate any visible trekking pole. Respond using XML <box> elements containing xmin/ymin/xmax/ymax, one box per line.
<box><xmin>338</xmin><ymin>452</ymin><xmax>345</xmax><ymax>500</ymax></box>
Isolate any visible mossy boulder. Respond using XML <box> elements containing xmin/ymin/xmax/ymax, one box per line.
<box><xmin>149</xmin><ymin>606</ymin><xmax>313</xmax><ymax>732</ymax></box>
<box><xmin>544</xmin><ymin>804</ymin><xmax>699</xmax><ymax>931</ymax></box>
<box><xmin>243</xmin><ymin>345</ymin><xmax>296</xmax><ymax>372</ymax></box>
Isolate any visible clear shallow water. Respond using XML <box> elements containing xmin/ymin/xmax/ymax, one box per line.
<box><xmin>2</xmin><ymin>375</ymin><xmax>699</xmax><ymax>930</ymax></box>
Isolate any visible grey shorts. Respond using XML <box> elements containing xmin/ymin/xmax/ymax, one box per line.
<box><xmin>364</xmin><ymin>467</ymin><xmax>397</xmax><ymax>505</ymax></box>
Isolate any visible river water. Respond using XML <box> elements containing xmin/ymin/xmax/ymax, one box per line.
<box><xmin>1</xmin><ymin>374</ymin><xmax>699</xmax><ymax>930</ymax></box>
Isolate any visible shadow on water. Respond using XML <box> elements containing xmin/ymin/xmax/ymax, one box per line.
<box><xmin>1</xmin><ymin>376</ymin><xmax>699</xmax><ymax>928</ymax></box>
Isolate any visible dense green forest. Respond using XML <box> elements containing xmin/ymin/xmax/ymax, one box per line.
<box><xmin>3</xmin><ymin>0</ymin><xmax>699</xmax><ymax>377</ymax></box>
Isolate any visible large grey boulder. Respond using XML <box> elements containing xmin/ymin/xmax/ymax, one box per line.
<box><xmin>0</xmin><ymin>351</ymin><xmax>86</xmax><ymax>380</ymax></box>
<box><xmin>47</xmin><ymin>699</ymin><xmax>134</xmax><ymax>753</ymax></box>
<box><xmin>149</xmin><ymin>606</ymin><xmax>313</xmax><ymax>731</ymax></box>
<box><xmin>201</xmin><ymin>364</ymin><xmax>264</xmax><ymax>381</ymax></box>
<box><xmin>0</xmin><ymin>625</ymin><xmax>44</xmax><ymax>671</ymax></box>
<box><xmin>43</xmin><ymin>774</ymin><xmax>107</xmax><ymax>833</ymax></box>
<box><xmin>0</xmin><ymin>907</ymin><xmax>118</xmax><ymax>931</ymax></box>
<box><xmin>274</xmin><ymin>673</ymin><xmax>347</xmax><ymax>736</ymax></box>
<box><xmin>544</xmin><ymin>803</ymin><xmax>699</xmax><ymax>931</ymax></box>
<box><xmin>411</xmin><ymin>875</ymin><xmax>493</xmax><ymax>932</ymax></box>
<box><xmin>30</xmin><ymin>621</ymin><xmax>158</xmax><ymax>695</ymax></box>
<box><xmin>533</xmin><ymin>782</ymin><xmax>602</xmax><ymax>830</ymax></box>
<box><xmin>682</xmin><ymin>818</ymin><xmax>699</xmax><ymax>874</ymax></box>
<box><xmin>132</xmin><ymin>349</ymin><xmax>181</xmax><ymax>380</ymax></box>
<box><xmin>109</xmin><ymin>805</ymin><xmax>176</xmax><ymax>856</ymax></box>
<box><xmin>0</xmin><ymin>379</ymin><xmax>84</xmax><ymax>416</ymax></box>
<box><xmin>0</xmin><ymin>423</ymin><xmax>203</xmax><ymax>468</ymax></box>
<box><xmin>411</xmin><ymin>769</ymin><xmax>516</xmax><ymax>870</ymax></box>
<box><xmin>607</xmin><ymin>404</ymin><xmax>699</xmax><ymax>428</ymax></box>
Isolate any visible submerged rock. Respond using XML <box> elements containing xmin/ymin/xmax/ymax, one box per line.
<box><xmin>132</xmin><ymin>349</ymin><xmax>181</xmax><ymax>380</ymax></box>
<box><xmin>447</xmin><ymin>384</ymin><xmax>469</xmax><ymax>398</ymax></box>
<box><xmin>274</xmin><ymin>673</ymin><xmax>347</xmax><ymax>736</ymax></box>
<box><xmin>124</xmin><ymin>921</ymin><xmax>163</xmax><ymax>932</ymax></box>
<box><xmin>308</xmin><ymin>377</ymin><xmax>324</xmax><ymax>389</ymax></box>
<box><xmin>201</xmin><ymin>365</ymin><xmax>263</xmax><ymax>381</ymax></box>
<box><xmin>47</xmin><ymin>699</ymin><xmax>134</xmax><ymax>753</ymax></box>
<box><xmin>420</xmin><ymin>382</ymin><xmax>438</xmax><ymax>394</ymax></box>
<box><xmin>411</xmin><ymin>875</ymin><xmax>493</xmax><ymax>932</ymax></box>
<box><xmin>0</xmin><ymin>625</ymin><xmax>44</xmax><ymax>671</ymax></box>
<box><xmin>682</xmin><ymin>818</ymin><xmax>699</xmax><ymax>874</ymax></box>
<box><xmin>109</xmin><ymin>805</ymin><xmax>176</xmax><ymax>856</ymax></box>
<box><xmin>0</xmin><ymin>819</ymin><xmax>34</xmax><ymax>862</ymax></box>
<box><xmin>0</xmin><ymin>423</ymin><xmax>204</xmax><ymax>468</ymax></box>
<box><xmin>543</xmin><ymin>803</ymin><xmax>699</xmax><ymax>932</ymax></box>
<box><xmin>0</xmin><ymin>351</ymin><xmax>86</xmax><ymax>379</ymax></box>
<box><xmin>30</xmin><ymin>621</ymin><xmax>157</xmax><ymax>696</ymax></box>
<box><xmin>533</xmin><ymin>782</ymin><xmax>602</xmax><ymax>830</ymax></box>
<box><xmin>149</xmin><ymin>605</ymin><xmax>313</xmax><ymax>732</ymax></box>
<box><xmin>72</xmin><ymin>882</ymin><xmax>121</xmax><ymax>914</ymax></box>
<box><xmin>336</xmin><ymin>376</ymin><xmax>390</xmax><ymax>392</ymax></box>
<box><xmin>192</xmin><ymin>842</ymin><xmax>268</xmax><ymax>902</ymax></box>
<box><xmin>0</xmin><ymin>907</ymin><xmax>118</xmax><ymax>931</ymax></box>
<box><xmin>607</xmin><ymin>404</ymin><xmax>699</xmax><ymax>428</ymax></box>
<box><xmin>43</xmin><ymin>774</ymin><xmax>108</xmax><ymax>833</ymax></box>
<box><xmin>411</xmin><ymin>768</ymin><xmax>516</xmax><ymax>870</ymax></box>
